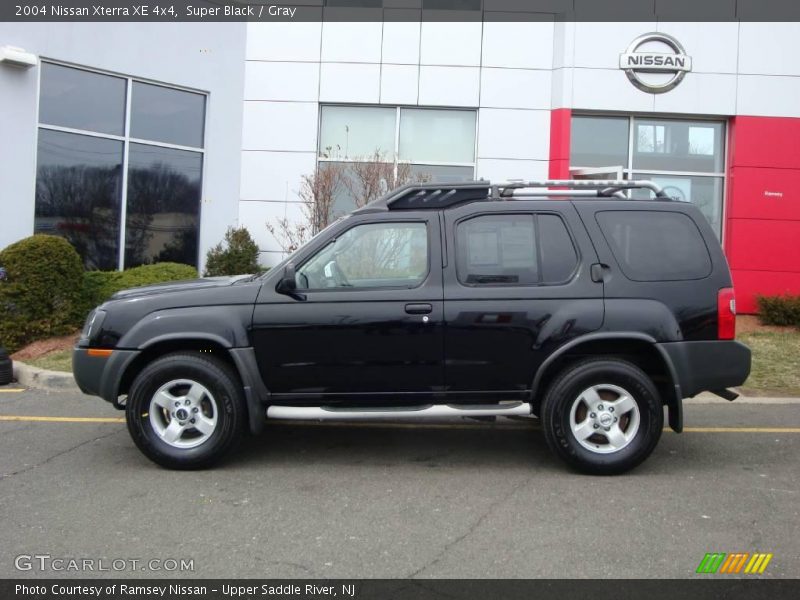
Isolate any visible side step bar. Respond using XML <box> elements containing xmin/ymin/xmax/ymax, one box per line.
<box><xmin>266</xmin><ymin>402</ymin><xmax>532</xmax><ymax>421</ymax></box>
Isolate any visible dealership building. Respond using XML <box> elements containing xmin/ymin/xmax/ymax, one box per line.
<box><xmin>1</xmin><ymin>16</ymin><xmax>799</xmax><ymax>312</ymax></box>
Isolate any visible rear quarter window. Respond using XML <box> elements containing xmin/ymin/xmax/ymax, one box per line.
<box><xmin>596</xmin><ymin>210</ymin><xmax>712</xmax><ymax>281</ymax></box>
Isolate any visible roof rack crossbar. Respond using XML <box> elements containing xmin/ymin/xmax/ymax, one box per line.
<box><xmin>490</xmin><ymin>179</ymin><xmax>668</xmax><ymax>199</ymax></box>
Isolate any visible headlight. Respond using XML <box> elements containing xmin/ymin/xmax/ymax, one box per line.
<box><xmin>80</xmin><ymin>309</ymin><xmax>106</xmax><ymax>345</ymax></box>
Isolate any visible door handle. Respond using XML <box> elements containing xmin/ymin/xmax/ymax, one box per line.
<box><xmin>405</xmin><ymin>303</ymin><xmax>432</xmax><ymax>315</ymax></box>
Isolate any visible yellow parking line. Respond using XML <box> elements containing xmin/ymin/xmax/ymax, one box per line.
<box><xmin>0</xmin><ymin>389</ymin><xmax>26</xmax><ymax>393</ymax></box>
<box><xmin>681</xmin><ymin>427</ymin><xmax>800</xmax><ymax>433</ymax></box>
<box><xmin>0</xmin><ymin>415</ymin><xmax>124</xmax><ymax>423</ymax></box>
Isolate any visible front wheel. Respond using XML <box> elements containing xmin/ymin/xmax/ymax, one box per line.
<box><xmin>126</xmin><ymin>352</ymin><xmax>246</xmax><ymax>469</ymax></box>
<box><xmin>541</xmin><ymin>359</ymin><xmax>663</xmax><ymax>475</ymax></box>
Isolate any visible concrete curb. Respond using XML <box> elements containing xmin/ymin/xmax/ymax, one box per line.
<box><xmin>12</xmin><ymin>360</ymin><xmax>79</xmax><ymax>392</ymax></box>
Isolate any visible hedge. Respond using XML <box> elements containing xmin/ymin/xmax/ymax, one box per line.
<box><xmin>756</xmin><ymin>294</ymin><xmax>800</xmax><ymax>327</ymax></box>
<box><xmin>83</xmin><ymin>262</ymin><xmax>199</xmax><ymax>309</ymax></box>
<box><xmin>0</xmin><ymin>235</ymin><xmax>84</xmax><ymax>353</ymax></box>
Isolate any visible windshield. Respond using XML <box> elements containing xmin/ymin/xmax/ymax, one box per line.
<box><xmin>258</xmin><ymin>215</ymin><xmax>350</xmax><ymax>278</ymax></box>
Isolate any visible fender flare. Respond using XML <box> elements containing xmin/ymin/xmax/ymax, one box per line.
<box><xmin>531</xmin><ymin>332</ymin><xmax>684</xmax><ymax>433</ymax></box>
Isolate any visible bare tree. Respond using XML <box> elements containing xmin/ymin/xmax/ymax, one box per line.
<box><xmin>344</xmin><ymin>151</ymin><xmax>430</xmax><ymax>209</ymax></box>
<box><xmin>266</xmin><ymin>150</ymin><xmax>431</xmax><ymax>254</ymax></box>
<box><xmin>266</xmin><ymin>160</ymin><xmax>345</xmax><ymax>254</ymax></box>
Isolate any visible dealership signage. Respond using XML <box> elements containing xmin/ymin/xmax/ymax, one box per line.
<box><xmin>620</xmin><ymin>33</ymin><xmax>692</xmax><ymax>94</ymax></box>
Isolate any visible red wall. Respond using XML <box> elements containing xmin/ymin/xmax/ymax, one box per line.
<box><xmin>549</xmin><ymin>108</ymin><xmax>572</xmax><ymax>179</ymax></box>
<box><xmin>726</xmin><ymin>116</ymin><xmax>800</xmax><ymax>313</ymax></box>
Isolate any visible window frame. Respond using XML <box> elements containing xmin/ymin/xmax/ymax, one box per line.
<box><xmin>569</xmin><ymin>113</ymin><xmax>728</xmax><ymax>243</ymax></box>
<box><xmin>317</xmin><ymin>104</ymin><xmax>478</xmax><ymax>181</ymax></box>
<box><xmin>294</xmin><ymin>219</ymin><xmax>433</xmax><ymax>293</ymax></box>
<box><xmin>454</xmin><ymin>211</ymin><xmax>581</xmax><ymax>289</ymax></box>
<box><xmin>34</xmin><ymin>59</ymin><xmax>209</xmax><ymax>270</ymax></box>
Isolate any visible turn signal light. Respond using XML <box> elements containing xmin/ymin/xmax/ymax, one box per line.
<box><xmin>718</xmin><ymin>287</ymin><xmax>736</xmax><ymax>340</ymax></box>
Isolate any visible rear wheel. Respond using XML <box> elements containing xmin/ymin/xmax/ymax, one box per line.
<box><xmin>541</xmin><ymin>358</ymin><xmax>663</xmax><ymax>475</ymax></box>
<box><xmin>126</xmin><ymin>352</ymin><xmax>246</xmax><ymax>469</ymax></box>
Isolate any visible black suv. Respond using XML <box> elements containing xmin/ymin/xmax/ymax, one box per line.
<box><xmin>73</xmin><ymin>180</ymin><xmax>751</xmax><ymax>474</ymax></box>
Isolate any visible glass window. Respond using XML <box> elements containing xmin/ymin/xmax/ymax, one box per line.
<box><xmin>399</xmin><ymin>109</ymin><xmax>476</xmax><ymax>163</ymax></box>
<box><xmin>633</xmin><ymin>119</ymin><xmax>724</xmax><ymax>172</ymax></box>
<box><xmin>35</xmin><ymin>63</ymin><xmax>207</xmax><ymax>269</ymax></box>
<box><xmin>457</xmin><ymin>214</ymin><xmax>538</xmax><ymax>286</ymax></box>
<box><xmin>409</xmin><ymin>165</ymin><xmax>474</xmax><ymax>182</ymax></box>
<box><xmin>632</xmin><ymin>173</ymin><xmax>724</xmax><ymax>238</ymax></box>
<box><xmin>297</xmin><ymin>222</ymin><xmax>428</xmax><ymax>289</ymax></box>
<box><xmin>130</xmin><ymin>82</ymin><xmax>206</xmax><ymax>148</ymax></box>
<box><xmin>318</xmin><ymin>106</ymin><xmax>396</xmax><ymax>159</ymax></box>
<box><xmin>34</xmin><ymin>130</ymin><xmax>123</xmax><ymax>270</ymax></box>
<box><xmin>570</xmin><ymin>116</ymin><xmax>629</xmax><ymax>168</ymax></box>
<box><xmin>539</xmin><ymin>214</ymin><xmax>578</xmax><ymax>283</ymax></box>
<box><xmin>596</xmin><ymin>211</ymin><xmax>712</xmax><ymax>282</ymax></box>
<box><xmin>124</xmin><ymin>144</ymin><xmax>203</xmax><ymax>268</ymax></box>
<box><xmin>38</xmin><ymin>63</ymin><xmax>126</xmax><ymax>136</ymax></box>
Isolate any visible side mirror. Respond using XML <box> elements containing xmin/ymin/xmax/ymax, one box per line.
<box><xmin>277</xmin><ymin>263</ymin><xmax>297</xmax><ymax>294</ymax></box>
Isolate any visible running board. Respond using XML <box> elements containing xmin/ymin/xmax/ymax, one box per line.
<box><xmin>266</xmin><ymin>402</ymin><xmax>532</xmax><ymax>421</ymax></box>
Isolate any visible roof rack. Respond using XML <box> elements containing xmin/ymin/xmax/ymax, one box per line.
<box><xmin>362</xmin><ymin>179</ymin><xmax>670</xmax><ymax>212</ymax></box>
<box><xmin>489</xmin><ymin>179</ymin><xmax>669</xmax><ymax>200</ymax></box>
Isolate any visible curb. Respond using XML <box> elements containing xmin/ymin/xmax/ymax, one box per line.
<box><xmin>12</xmin><ymin>360</ymin><xmax>79</xmax><ymax>392</ymax></box>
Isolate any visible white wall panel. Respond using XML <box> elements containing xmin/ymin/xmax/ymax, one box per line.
<box><xmin>572</xmin><ymin>68</ymin><xmax>655</xmax><ymax>113</ymax></box>
<box><xmin>657</xmin><ymin>22</ymin><xmax>739</xmax><ymax>74</ymax></box>
<box><xmin>382</xmin><ymin>19</ymin><xmax>421</xmax><ymax>64</ymax></box>
<box><xmin>319</xmin><ymin>63</ymin><xmax>381</xmax><ymax>103</ymax></box>
<box><xmin>739</xmin><ymin>23</ymin><xmax>800</xmax><ymax>76</ymax></box>
<box><xmin>572</xmin><ymin>22</ymin><xmax>657</xmax><ymax>69</ymax></box>
<box><xmin>552</xmin><ymin>21</ymin><xmax>575</xmax><ymax>69</ymax></box>
<box><xmin>244</xmin><ymin>61</ymin><xmax>319</xmax><ymax>102</ymax></box>
<box><xmin>476</xmin><ymin>158</ymin><xmax>549</xmax><ymax>182</ymax></box>
<box><xmin>420</xmin><ymin>22</ymin><xmax>482</xmax><ymax>66</ymax></box>
<box><xmin>738</xmin><ymin>75</ymin><xmax>800</xmax><ymax>118</ymax></box>
<box><xmin>240</xmin><ymin>151</ymin><xmax>317</xmax><ymax>202</ymax></box>
<box><xmin>239</xmin><ymin>200</ymin><xmax>292</xmax><ymax>252</ymax></box>
<box><xmin>242</xmin><ymin>101</ymin><xmax>319</xmax><ymax>152</ymax></box>
<box><xmin>654</xmin><ymin>73</ymin><xmax>737</xmax><ymax>116</ymax></box>
<box><xmin>477</xmin><ymin>108</ymin><xmax>550</xmax><ymax>160</ymax></box>
<box><xmin>246</xmin><ymin>22</ymin><xmax>322</xmax><ymax>62</ymax></box>
<box><xmin>482</xmin><ymin>22</ymin><xmax>554</xmax><ymax>70</ymax></box>
<box><xmin>321</xmin><ymin>21</ymin><xmax>383</xmax><ymax>63</ymax></box>
<box><xmin>480</xmin><ymin>68</ymin><xmax>551</xmax><ymax>110</ymax></box>
<box><xmin>550</xmin><ymin>67</ymin><xmax>573</xmax><ymax>109</ymax></box>
<box><xmin>380</xmin><ymin>64</ymin><xmax>419</xmax><ymax>105</ymax></box>
<box><xmin>418</xmin><ymin>66</ymin><xmax>480</xmax><ymax>107</ymax></box>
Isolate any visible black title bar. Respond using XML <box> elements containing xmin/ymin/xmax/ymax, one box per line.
<box><xmin>3</xmin><ymin>0</ymin><xmax>800</xmax><ymax>22</ymax></box>
<box><xmin>3</xmin><ymin>579</ymin><xmax>800</xmax><ymax>600</ymax></box>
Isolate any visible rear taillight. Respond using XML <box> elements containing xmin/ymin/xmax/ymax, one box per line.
<box><xmin>718</xmin><ymin>287</ymin><xmax>736</xmax><ymax>340</ymax></box>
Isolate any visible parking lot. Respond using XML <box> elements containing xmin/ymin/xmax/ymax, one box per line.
<box><xmin>1</xmin><ymin>385</ymin><xmax>798</xmax><ymax>579</ymax></box>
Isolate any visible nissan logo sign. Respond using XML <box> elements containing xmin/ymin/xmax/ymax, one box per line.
<box><xmin>619</xmin><ymin>33</ymin><xmax>692</xmax><ymax>94</ymax></box>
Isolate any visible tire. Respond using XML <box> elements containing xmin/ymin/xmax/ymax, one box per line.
<box><xmin>126</xmin><ymin>352</ymin><xmax>247</xmax><ymax>469</ymax></box>
<box><xmin>541</xmin><ymin>358</ymin><xmax>663</xmax><ymax>475</ymax></box>
<box><xmin>0</xmin><ymin>347</ymin><xmax>12</xmax><ymax>386</ymax></box>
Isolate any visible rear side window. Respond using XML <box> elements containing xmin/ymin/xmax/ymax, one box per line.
<box><xmin>596</xmin><ymin>210</ymin><xmax>712</xmax><ymax>281</ymax></box>
<box><xmin>455</xmin><ymin>213</ymin><xmax>578</xmax><ymax>286</ymax></box>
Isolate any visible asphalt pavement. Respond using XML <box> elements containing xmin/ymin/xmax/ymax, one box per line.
<box><xmin>1</xmin><ymin>384</ymin><xmax>798</xmax><ymax>579</ymax></box>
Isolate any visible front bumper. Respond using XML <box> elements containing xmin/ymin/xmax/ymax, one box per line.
<box><xmin>659</xmin><ymin>340</ymin><xmax>752</xmax><ymax>398</ymax></box>
<box><xmin>72</xmin><ymin>347</ymin><xmax>140</xmax><ymax>405</ymax></box>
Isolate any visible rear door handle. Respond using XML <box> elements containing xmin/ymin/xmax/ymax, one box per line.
<box><xmin>405</xmin><ymin>303</ymin><xmax>432</xmax><ymax>315</ymax></box>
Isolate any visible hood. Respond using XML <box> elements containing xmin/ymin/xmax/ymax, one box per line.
<box><xmin>110</xmin><ymin>274</ymin><xmax>255</xmax><ymax>300</ymax></box>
